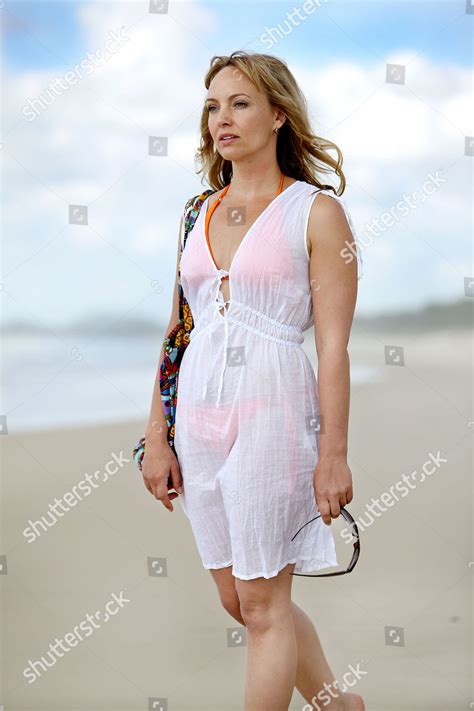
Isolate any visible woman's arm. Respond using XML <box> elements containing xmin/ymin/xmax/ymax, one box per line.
<box><xmin>141</xmin><ymin>211</ymin><xmax>185</xmax><ymax>511</ymax></box>
<box><xmin>145</xmin><ymin>212</ymin><xmax>184</xmax><ymax>445</ymax></box>
<box><xmin>307</xmin><ymin>192</ymin><xmax>359</xmax><ymax>525</ymax></box>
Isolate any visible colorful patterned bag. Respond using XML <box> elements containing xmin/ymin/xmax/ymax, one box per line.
<box><xmin>132</xmin><ymin>188</ymin><xmax>214</xmax><ymax>483</ymax></box>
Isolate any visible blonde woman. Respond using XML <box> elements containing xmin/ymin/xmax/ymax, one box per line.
<box><xmin>142</xmin><ymin>51</ymin><xmax>365</xmax><ymax>711</ymax></box>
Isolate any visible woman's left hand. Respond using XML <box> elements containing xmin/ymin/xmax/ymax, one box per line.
<box><xmin>313</xmin><ymin>454</ymin><xmax>354</xmax><ymax>525</ymax></box>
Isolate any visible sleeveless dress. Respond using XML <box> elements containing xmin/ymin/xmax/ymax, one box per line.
<box><xmin>174</xmin><ymin>179</ymin><xmax>363</xmax><ymax>580</ymax></box>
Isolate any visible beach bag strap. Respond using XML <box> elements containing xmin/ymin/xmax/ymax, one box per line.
<box><xmin>178</xmin><ymin>189</ymin><xmax>215</xmax><ymax>325</ymax></box>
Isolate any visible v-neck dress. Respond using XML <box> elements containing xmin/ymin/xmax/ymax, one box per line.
<box><xmin>173</xmin><ymin>179</ymin><xmax>363</xmax><ymax>580</ymax></box>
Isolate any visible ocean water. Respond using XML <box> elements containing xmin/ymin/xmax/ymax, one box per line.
<box><xmin>2</xmin><ymin>331</ymin><xmax>381</xmax><ymax>433</ymax></box>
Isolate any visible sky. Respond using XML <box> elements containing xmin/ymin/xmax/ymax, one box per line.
<box><xmin>1</xmin><ymin>0</ymin><xmax>473</xmax><ymax>329</ymax></box>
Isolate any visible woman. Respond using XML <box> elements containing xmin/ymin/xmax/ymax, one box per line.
<box><xmin>141</xmin><ymin>51</ymin><xmax>365</xmax><ymax>711</ymax></box>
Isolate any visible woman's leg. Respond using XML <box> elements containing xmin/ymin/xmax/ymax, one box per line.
<box><xmin>210</xmin><ymin>565</ymin><xmax>365</xmax><ymax>710</ymax></box>
<box><xmin>290</xmin><ymin>601</ymin><xmax>364</xmax><ymax>709</ymax></box>
<box><xmin>234</xmin><ymin>562</ymin><xmax>297</xmax><ymax>711</ymax></box>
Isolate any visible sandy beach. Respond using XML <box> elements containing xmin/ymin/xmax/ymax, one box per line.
<box><xmin>2</xmin><ymin>327</ymin><xmax>472</xmax><ymax>711</ymax></box>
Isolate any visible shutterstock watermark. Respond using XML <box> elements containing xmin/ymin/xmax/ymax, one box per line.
<box><xmin>340</xmin><ymin>449</ymin><xmax>447</xmax><ymax>544</ymax></box>
<box><xmin>302</xmin><ymin>659</ymin><xmax>367</xmax><ymax>710</ymax></box>
<box><xmin>341</xmin><ymin>169</ymin><xmax>448</xmax><ymax>267</ymax></box>
<box><xmin>23</xmin><ymin>590</ymin><xmax>130</xmax><ymax>684</ymax></box>
<box><xmin>22</xmin><ymin>26</ymin><xmax>130</xmax><ymax>121</ymax></box>
<box><xmin>22</xmin><ymin>450</ymin><xmax>130</xmax><ymax>543</ymax></box>
<box><xmin>259</xmin><ymin>0</ymin><xmax>329</xmax><ymax>50</ymax></box>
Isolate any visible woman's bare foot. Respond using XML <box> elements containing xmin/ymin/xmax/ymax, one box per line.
<box><xmin>342</xmin><ymin>692</ymin><xmax>365</xmax><ymax>710</ymax></box>
<box><xmin>328</xmin><ymin>692</ymin><xmax>365</xmax><ymax>710</ymax></box>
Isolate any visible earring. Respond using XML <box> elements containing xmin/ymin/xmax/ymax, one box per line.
<box><xmin>273</xmin><ymin>126</ymin><xmax>279</xmax><ymax>134</ymax></box>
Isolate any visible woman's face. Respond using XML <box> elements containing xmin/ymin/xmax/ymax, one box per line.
<box><xmin>205</xmin><ymin>66</ymin><xmax>280</xmax><ymax>160</ymax></box>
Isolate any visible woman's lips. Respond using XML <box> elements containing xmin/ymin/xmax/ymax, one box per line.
<box><xmin>219</xmin><ymin>135</ymin><xmax>239</xmax><ymax>144</ymax></box>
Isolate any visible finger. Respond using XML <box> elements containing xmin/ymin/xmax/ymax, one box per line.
<box><xmin>318</xmin><ymin>499</ymin><xmax>332</xmax><ymax>526</ymax></box>
<box><xmin>151</xmin><ymin>481</ymin><xmax>174</xmax><ymax>511</ymax></box>
<box><xmin>339</xmin><ymin>492</ymin><xmax>348</xmax><ymax>509</ymax></box>
<box><xmin>158</xmin><ymin>489</ymin><xmax>174</xmax><ymax>512</ymax></box>
<box><xmin>170</xmin><ymin>462</ymin><xmax>183</xmax><ymax>494</ymax></box>
<box><xmin>330</xmin><ymin>497</ymin><xmax>341</xmax><ymax>520</ymax></box>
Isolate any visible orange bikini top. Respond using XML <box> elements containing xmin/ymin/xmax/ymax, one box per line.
<box><xmin>205</xmin><ymin>172</ymin><xmax>286</xmax><ymax>280</ymax></box>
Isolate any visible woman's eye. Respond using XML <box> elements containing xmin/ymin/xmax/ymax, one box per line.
<box><xmin>207</xmin><ymin>102</ymin><xmax>248</xmax><ymax>113</ymax></box>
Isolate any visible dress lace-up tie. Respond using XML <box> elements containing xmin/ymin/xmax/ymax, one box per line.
<box><xmin>201</xmin><ymin>269</ymin><xmax>230</xmax><ymax>406</ymax></box>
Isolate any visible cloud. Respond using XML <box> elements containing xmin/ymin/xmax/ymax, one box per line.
<box><xmin>2</xmin><ymin>2</ymin><xmax>471</xmax><ymax>324</ymax></box>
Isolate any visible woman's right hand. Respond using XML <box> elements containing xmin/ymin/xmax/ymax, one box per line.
<box><xmin>141</xmin><ymin>439</ymin><xmax>183</xmax><ymax>512</ymax></box>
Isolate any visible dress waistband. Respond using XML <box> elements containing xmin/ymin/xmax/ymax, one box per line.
<box><xmin>226</xmin><ymin>300</ymin><xmax>304</xmax><ymax>346</ymax></box>
<box><xmin>190</xmin><ymin>299</ymin><xmax>304</xmax><ymax>347</ymax></box>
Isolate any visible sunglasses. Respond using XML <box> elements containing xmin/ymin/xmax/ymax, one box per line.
<box><xmin>290</xmin><ymin>506</ymin><xmax>360</xmax><ymax>577</ymax></box>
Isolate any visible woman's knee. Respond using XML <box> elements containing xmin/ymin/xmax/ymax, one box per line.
<box><xmin>220</xmin><ymin>592</ymin><xmax>245</xmax><ymax>624</ymax></box>
<box><xmin>238</xmin><ymin>595</ymin><xmax>277</xmax><ymax>631</ymax></box>
<box><xmin>236</xmin><ymin>569</ymin><xmax>293</xmax><ymax>631</ymax></box>
<box><xmin>209</xmin><ymin>567</ymin><xmax>245</xmax><ymax>624</ymax></box>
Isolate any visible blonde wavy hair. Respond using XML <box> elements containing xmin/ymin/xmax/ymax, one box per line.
<box><xmin>195</xmin><ymin>50</ymin><xmax>346</xmax><ymax>196</ymax></box>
